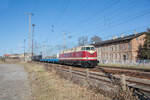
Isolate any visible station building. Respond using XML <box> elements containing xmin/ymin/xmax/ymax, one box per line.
<box><xmin>94</xmin><ymin>32</ymin><xmax>147</xmax><ymax>64</ymax></box>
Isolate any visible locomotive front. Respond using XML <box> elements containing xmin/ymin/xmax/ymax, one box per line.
<box><xmin>80</xmin><ymin>45</ymin><xmax>98</xmax><ymax>67</ymax></box>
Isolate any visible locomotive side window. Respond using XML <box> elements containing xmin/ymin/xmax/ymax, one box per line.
<box><xmin>81</xmin><ymin>47</ymin><xmax>85</xmax><ymax>50</ymax></box>
<box><xmin>91</xmin><ymin>47</ymin><xmax>95</xmax><ymax>50</ymax></box>
<box><xmin>86</xmin><ymin>47</ymin><xmax>91</xmax><ymax>50</ymax></box>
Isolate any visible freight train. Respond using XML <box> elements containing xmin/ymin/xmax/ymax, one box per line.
<box><xmin>33</xmin><ymin>45</ymin><xmax>99</xmax><ymax>68</ymax></box>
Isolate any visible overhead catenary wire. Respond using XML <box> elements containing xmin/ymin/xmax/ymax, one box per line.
<box><xmin>80</xmin><ymin>0</ymin><xmax>121</xmax><ymax>24</ymax></box>
<box><xmin>83</xmin><ymin>7</ymin><xmax>150</xmax><ymax>39</ymax></box>
<box><xmin>93</xmin><ymin>0</ymin><xmax>138</xmax><ymax>27</ymax></box>
<box><xmin>103</xmin><ymin>25</ymin><xmax>150</xmax><ymax>40</ymax></box>
<box><xmin>76</xmin><ymin>0</ymin><xmax>150</xmax><ymax>39</ymax></box>
<box><xmin>96</xmin><ymin>8</ymin><xmax>150</xmax><ymax>33</ymax></box>
<box><xmin>56</xmin><ymin>0</ymin><xmax>71</xmax><ymax>26</ymax></box>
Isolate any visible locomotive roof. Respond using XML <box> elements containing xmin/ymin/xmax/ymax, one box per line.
<box><xmin>60</xmin><ymin>45</ymin><xmax>94</xmax><ymax>54</ymax></box>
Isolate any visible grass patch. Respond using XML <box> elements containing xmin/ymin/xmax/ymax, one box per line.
<box><xmin>23</xmin><ymin>63</ymin><xmax>110</xmax><ymax>100</ymax></box>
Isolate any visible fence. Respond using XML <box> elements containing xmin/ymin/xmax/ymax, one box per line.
<box><xmin>44</xmin><ymin>63</ymin><xmax>150</xmax><ymax>100</ymax></box>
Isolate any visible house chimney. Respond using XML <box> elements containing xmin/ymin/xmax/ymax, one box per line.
<box><xmin>113</xmin><ymin>36</ymin><xmax>115</xmax><ymax>40</ymax></box>
<box><xmin>121</xmin><ymin>33</ymin><xmax>124</xmax><ymax>38</ymax></box>
<box><xmin>134</xmin><ymin>30</ymin><xmax>138</xmax><ymax>35</ymax></box>
<box><xmin>113</xmin><ymin>36</ymin><xmax>117</xmax><ymax>40</ymax></box>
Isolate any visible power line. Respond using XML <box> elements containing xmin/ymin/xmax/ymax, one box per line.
<box><xmin>115</xmin><ymin>25</ymin><xmax>149</xmax><ymax>35</ymax></box>
<box><xmin>56</xmin><ymin>0</ymin><xmax>71</xmax><ymax>26</ymax></box>
<box><xmin>98</xmin><ymin>25</ymin><xmax>150</xmax><ymax>40</ymax></box>
<box><xmin>109</xmin><ymin>9</ymin><xmax>150</xmax><ymax>29</ymax></box>
<box><xmin>93</xmin><ymin>8</ymin><xmax>150</xmax><ymax>34</ymax></box>
<box><xmin>105</xmin><ymin>0</ymin><xmax>137</xmax><ymax>22</ymax></box>
<box><xmin>93</xmin><ymin>0</ymin><xmax>138</xmax><ymax>27</ymax></box>
<box><xmin>80</xmin><ymin>0</ymin><xmax>120</xmax><ymax>24</ymax></box>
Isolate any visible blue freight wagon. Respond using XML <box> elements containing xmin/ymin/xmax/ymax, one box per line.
<box><xmin>40</xmin><ymin>58</ymin><xmax>59</xmax><ymax>63</ymax></box>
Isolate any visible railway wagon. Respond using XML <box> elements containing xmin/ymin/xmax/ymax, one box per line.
<box><xmin>59</xmin><ymin>45</ymin><xmax>98</xmax><ymax>68</ymax></box>
<box><xmin>31</xmin><ymin>55</ymin><xmax>42</xmax><ymax>61</ymax></box>
<box><xmin>40</xmin><ymin>58</ymin><xmax>59</xmax><ymax>63</ymax></box>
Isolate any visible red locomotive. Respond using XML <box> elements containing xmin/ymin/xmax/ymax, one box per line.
<box><xmin>59</xmin><ymin>45</ymin><xmax>98</xmax><ymax>67</ymax></box>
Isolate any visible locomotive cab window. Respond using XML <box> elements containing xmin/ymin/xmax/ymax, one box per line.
<box><xmin>90</xmin><ymin>47</ymin><xmax>95</xmax><ymax>50</ymax></box>
<box><xmin>86</xmin><ymin>47</ymin><xmax>91</xmax><ymax>50</ymax></box>
<box><xmin>81</xmin><ymin>46</ymin><xmax>95</xmax><ymax>51</ymax></box>
<box><xmin>86</xmin><ymin>47</ymin><xmax>95</xmax><ymax>50</ymax></box>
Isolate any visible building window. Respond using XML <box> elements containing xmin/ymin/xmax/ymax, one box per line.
<box><xmin>128</xmin><ymin>43</ymin><xmax>131</xmax><ymax>50</ymax></box>
<box><xmin>117</xmin><ymin>45</ymin><xmax>119</xmax><ymax>51</ymax></box>
<box><xmin>126</xmin><ymin>54</ymin><xmax>128</xmax><ymax>60</ymax></box>
<box><xmin>122</xmin><ymin>44</ymin><xmax>125</xmax><ymax>50</ymax></box>
<box><xmin>119</xmin><ymin>54</ymin><xmax>121</xmax><ymax>59</ymax></box>
<box><xmin>113</xmin><ymin>54</ymin><xmax>115</xmax><ymax>59</ymax></box>
<box><xmin>136</xmin><ymin>37</ymin><xmax>138</xmax><ymax>41</ymax></box>
<box><xmin>123</xmin><ymin>55</ymin><xmax>127</xmax><ymax>61</ymax></box>
<box><xmin>148</xmin><ymin>45</ymin><xmax>150</xmax><ymax>48</ymax></box>
<box><xmin>111</xmin><ymin>54</ymin><xmax>113</xmax><ymax>59</ymax></box>
<box><xmin>115</xmin><ymin>45</ymin><xmax>117</xmax><ymax>51</ymax></box>
<box><xmin>117</xmin><ymin>53</ymin><xmax>119</xmax><ymax>59</ymax></box>
<box><xmin>119</xmin><ymin>44</ymin><xmax>121</xmax><ymax>50</ymax></box>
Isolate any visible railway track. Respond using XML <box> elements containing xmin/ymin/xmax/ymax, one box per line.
<box><xmin>56</xmin><ymin>64</ymin><xmax>150</xmax><ymax>80</ymax></box>
<box><xmin>97</xmin><ymin>65</ymin><xmax>150</xmax><ymax>72</ymax></box>
<box><xmin>95</xmin><ymin>66</ymin><xmax>150</xmax><ymax>80</ymax></box>
<box><xmin>35</xmin><ymin>62</ymin><xmax>150</xmax><ymax>100</ymax></box>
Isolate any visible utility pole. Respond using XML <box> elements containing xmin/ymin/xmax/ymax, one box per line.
<box><xmin>63</xmin><ymin>32</ymin><xmax>66</xmax><ymax>49</ymax></box>
<box><xmin>25</xmin><ymin>12</ymin><xmax>33</xmax><ymax>60</ymax></box>
<box><xmin>32</xmin><ymin>24</ymin><xmax>35</xmax><ymax>57</ymax></box>
<box><xmin>24</xmin><ymin>39</ymin><xmax>26</xmax><ymax>61</ymax></box>
<box><xmin>41</xmin><ymin>41</ymin><xmax>45</xmax><ymax>58</ymax></box>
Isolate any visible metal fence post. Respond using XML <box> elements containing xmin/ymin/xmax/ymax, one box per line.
<box><xmin>52</xmin><ymin>64</ymin><xmax>54</xmax><ymax>73</ymax></box>
<box><xmin>86</xmin><ymin>68</ymin><xmax>89</xmax><ymax>79</ymax></box>
<box><xmin>121</xmin><ymin>74</ymin><xmax>126</xmax><ymax>91</ymax></box>
<box><xmin>69</xmin><ymin>67</ymin><xmax>72</xmax><ymax>80</ymax></box>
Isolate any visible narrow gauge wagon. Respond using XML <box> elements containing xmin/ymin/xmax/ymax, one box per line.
<box><xmin>59</xmin><ymin>45</ymin><xmax>98</xmax><ymax>67</ymax></box>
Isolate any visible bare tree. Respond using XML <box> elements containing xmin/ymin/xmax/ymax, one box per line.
<box><xmin>78</xmin><ymin>36</ymin><xmax>88</xmax><ymax>46</ymax></box>
<box><xmin>90</xmin><ymin>35</ymin><xmax>102</xmax><ymax>44</ymax></box>
<box><xmin>147</xmin><ymin>28</ymin><xmax>150</xmax><ymax>32</ymax></box>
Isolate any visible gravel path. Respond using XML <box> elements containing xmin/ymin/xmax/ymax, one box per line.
<box><xmin>0</xmin><ymin>64</ymin><xmax>32</xmax><ymax>100</ymax></box>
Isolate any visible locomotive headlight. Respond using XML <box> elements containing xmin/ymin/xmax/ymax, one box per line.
<box><xmin>89</xmin><ymin>50</ymin><xmax>95</xmax><ymax>54</ymax></box>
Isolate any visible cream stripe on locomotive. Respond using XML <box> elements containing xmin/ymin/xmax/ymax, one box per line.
<box><xmin>59</xmin><ymin>57</ymin><xmax>97</xmax><ymax>60</ymax></box>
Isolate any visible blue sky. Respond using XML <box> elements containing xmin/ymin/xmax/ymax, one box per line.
<box><xmin>0</xmin><ymin>0</ymin><xmax>150</xmax><ymax>56</ymax></box>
